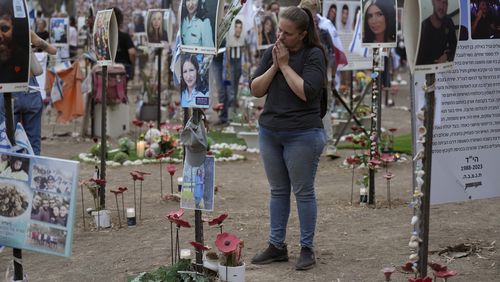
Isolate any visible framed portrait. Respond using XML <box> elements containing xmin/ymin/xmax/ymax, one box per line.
<box><xmin>0</xmin><ymin>0</ymin><xmax>30</xmax><ymax>93</ymax></box>
<box><xmin>361</xmin><ymin>0</ymin><xmax>397</xmax><ymax>48</ymax></box>
<box><xmin>179</xmin><ymin>53</ymin><xmax>210</xmax><ymax>108</ymax></box>
<box><xmin>470</xmin><ymin>0</ymin><xmax>499</xmax><ymax>40</ymax></box>
<box><xmin>49</xmin><ymin>17</ymin><xmax>69</xmax><ymax>46</ymax></box>
<box><xmin>413</xmin><ymin>0</ymin><xmax>461</xmax><ymax>74</ymax></box>
<box><xmin>180</xmin><ymin>0</ymin><xmax>219</xmax><ymax>54</ymax></box>
<box><xmin>181</xmin><ymin>156</ymin><xmax>215</xmax><ymax>211</ymax></box>
<box><xmin>255</xmin><ymin>12</ymin><xmax>277</xmax><ymax>50</ymax></box>
<box><xmin>146</xmin><ymin>9</ymin><xmax>169</xmax><ymax>48</ymax></box>
<box><xmin>93</xmin><ymin>9</ymin><xmax>118</xmax><ymax>66</ymax></box>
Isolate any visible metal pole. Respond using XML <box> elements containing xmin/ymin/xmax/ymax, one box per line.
<box><xmin>350</xmin><ymin>70</ymin><xmax>354</xmax><ymax>111</ymax></box>
<box><xmin>418</xmin><ymin>73</ymin><xmax>435</xmax><ymax>277</ymax></box>
<box><xmin>368</xmin><ymin>48</ymin><xmax>380</xmax><ymax>205</ymax></box>
<box><xmin>99</xmin><ymin>66</ymin><xmax>108</xmax><ymax>208</ymax></box>
<box><xmin>4</xmin><ymin>93</ymin><xmax>23</xmax><ymax>280</ymax></box>
<box><xmin>157</xmin><ymin>49</ymin><xmax>162</xmax><ymax>130</ymax></box>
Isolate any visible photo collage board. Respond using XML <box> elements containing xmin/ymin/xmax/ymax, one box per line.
<box><xmin>0</xmin><ymin>151</ymin><xmax>79</xmax><ymax>257</ymax></box>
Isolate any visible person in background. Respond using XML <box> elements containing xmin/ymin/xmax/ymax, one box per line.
<box><xmin>69</xmin><ymin>16</ymin><xmax>78</xmax><ymax>61</ymax></box>
<box><xmin>416</xmin><ymin>0</ymin><xmax>457</xmax><ymax>65</ymax></box>
<box><xmin>134</xmin><ymin>13</ymin><xmax>145</xmax><ymax>33</ymax></box>
<box><xmin>113</xmin><ymin>7</ymin><xmax>136</xmax><ymax>81</ymax></box>
<box><xmin>268</xmin><ymin>1</ymin><xmax>280</xmax><ymax>20</ymax></box>
<box><xmin>250</xmin><ymin>6</ymin><xmax>327</xmax><ymax>271</ymax></box>
<box><xmin>35</xmin><ymin>18</ymin><xmax>49</xmax><ymax>41</ymax></box>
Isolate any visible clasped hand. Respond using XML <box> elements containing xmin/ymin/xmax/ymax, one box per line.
<box><xmin>272</xmin><ymin>41</ymin><xmax>289</xmax><ymax>70</ymax></box>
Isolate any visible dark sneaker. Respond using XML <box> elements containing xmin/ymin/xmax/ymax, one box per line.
<box><xmin>251</xmin><ymin>244</ymin><xmax>289</xmax><ymax>265</ymax></box>
<box><xmin>295</xmin><ymin>247</ymin><xmax>316</xmax><ymax>270</ymax></box>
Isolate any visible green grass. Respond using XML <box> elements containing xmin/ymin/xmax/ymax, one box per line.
<box><xmin>208</xmin><ymin>131</ymin><xmax>246</xmax><ymax>146</ymax></box>
<box><xmin>338</xmin><ymin>133</ymin><xmax>413</xmax><ymax>155</ymax></box>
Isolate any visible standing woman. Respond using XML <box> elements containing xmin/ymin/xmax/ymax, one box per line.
<box><xmin>147</xmin><ymin>11</ymin><xmax>168</xmax><ymax>43</ymax></box>
<box><xmin>181</xmin><ymin>0</ymin><xmax>214</xmax><ymax>47</ymax></box>
<box><xmin>363</xmin><ymin>0</ymin><xmax>396</xmax><ymax>43</ymax></box>
<box><xmin>250</xmin><ymin>6</ymin><xmax>326</xmax><ymax>271</ymax></box>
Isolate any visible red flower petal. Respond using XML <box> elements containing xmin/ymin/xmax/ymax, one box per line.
<box><xmin>118</xmin><ymin>187</ymin><xmax>128</xmax><ymax>192</ymax></box>
<box><xmin>110</xmin><ymin>189</ymin><xmax>123</xmax><ymax>194</ymax></box>
<box><xmin>434</xmin><ymin>270</ymin><xmax>458</xmax><ymax>279</ymax></box>
<box><xmin>215</xmin><ymin>232</ymin><xmax>240</xmax><ymax>254</ymax></box>
<box><xmin>166</xmin><ymin>208</ymin><xmax>185</xmax><ymax>221</ymax></box>
<box><xmin>190</xmin><ymin>241</ymin><xmax>210</xmax><ymax>251</ymax></box>
<box><xmin>380</xmin><ymin>153</ymin><xmax>395</xmax><ymax>163</ymax></box>
<box><xmin>91</xmin><ymin>178</ymin><xmax>107</xmax><ymax>186</ymax></box>
<box><xmin>388</xmin><ymin>128</ymin><xmax>398</xmax><ymax>132</ymax></box>
<box><xmin>428</xmin><ymin>262</ymin><xmax>447</xmax><ymax>272</ymax></box>
<box><xmin>172</xmin><ymin>218</ymin><xmax>191</xmax><ymax>228</ymax></box>
<box><xmin>166</xmin><ymin>164</ymin><xmax>177</xmax><ymax>176</ymax></box>
<box><xmin>133</xmin><ymin>170</ymin><xmax>152</xmax><ymax>176</ymax></box>
<box><xmin>208</xmin><ymin>214</ymin><xmax>228</xmax><ymax>226</ymax></box>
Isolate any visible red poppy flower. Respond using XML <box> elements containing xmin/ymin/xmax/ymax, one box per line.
<box><xmin>92</xmin><ymin>137</ymin><xmax>99</xmax><ymax>143</ymax></box>
<box><xmin>166</xmin><ymin>208</ymin><xmax>185</xmax><ymax>221</ymax></box>
<box><xmin>383</xmin><ymin>173</ymin><xmax>395</xmax><ymax>180</ymax></box>
<box><xmin>172</xmin><ymin>217</ymin><xmax>191</xmax><ymax>228</ymax></box>
<box><xmin>346</xmin><ymin>156</ymin><xmax>360</xmax><ymax>166</ymax></box>
<box><xmin>91</xmin><ymin>178</ymin><xmax>107</xmax><ymax>186</ymax></box>
<box><xmin>401</xmin><ymin>262</ymin><xmax>415</xmax><ymax>273</ymax></box>
<box><xmin>110</xmin><ymin>189</ymin><xmax>123</xmax><ymax>195</ymax></box>
<box><xmin>130</xmin><ymin>172</ymin><xmax>144</xmax><ymax>181</ymax></box>
<box><xmin>345</xmin><ymin>135</ymin><xmax>353</xmax><ymax>142</ymax></box>
<box><xmin>190</xmin><ymin>241</ymin><xmax>210</xmax><ymax>252</ymax></box>
<box><xmin>208</xmin><ymin>214</ymin><xmax>228</xmax><ymax>226</ymax></box>
<box><xmin>428</xmin><ymin>262</ymin><xmax>447</xmax><ymax>272</ymax></box>
<box><xmin>133</xmin><ymin>170</ymin><xmax>152</xmax><ymax>176</ymax></box>
<box><xmin>408</xmin><ymin>278</ymin><xmax>432</xmax><ymax>282</ymax></box>
<box><xmin>132</xmin><ymin>119</ymin><xmax>144</xmax><ymax>127</ymax></box>
<box><xmin>351</xmin><ymin>125</ymin><xmax>359</xmax><ymax>132</ymax></box>
<box><xmin>156</xmin><ymin>150</ymin><xmax>175</xmax><ymax>159</ymax></box>
<box><xmin>368</xmin><ymin>159</ymin><xmax>382</xmax><ymax>167</ymax></box>
<box><xmin>434</xmin><ymin>270</ymin><xmax>458</xmax><ymax>280</ymax></box>
<box><xmin>166</xmin><ymin>164</ymin><xmax>177</xmax><ymax>176</ymax></box>
<box><xmin>118</xmin><ymin>187</ymin><xmax>128</xmax><ymax>192</ymax></box>
<box><xmin>381</xmin><ymin>267</ymin><xmax>395</xmax><ymax>280</ymax></box>
<box><xmin>388</xmin><ymin>128</ymin><xmax>398</xmax><ymax>133</ymax></box>
<box><xmin>381</xmin><ymin>153</ymin><xmax>394</xmax><ymax>163</ymax></box>
<box><xmin>215</xmin><ymin>232</ymin><xmax>241</xmax><ymax>254</ymax></box>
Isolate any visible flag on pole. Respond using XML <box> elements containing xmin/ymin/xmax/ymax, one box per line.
<box><xmin>349</xmin><ymin>10</ymin><xmax>369</xmax><ymax>58</ymax></box>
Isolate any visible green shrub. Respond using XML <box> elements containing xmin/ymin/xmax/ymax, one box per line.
<box><xmin>113</xmin><ymin>152</ymin><xmax>129</xmax><ymax>164</ymax></box>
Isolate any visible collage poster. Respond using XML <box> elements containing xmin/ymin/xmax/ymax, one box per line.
<box><xmin>0</xmin><ymin>151</ymin><xmax>79</xmax><ymax>257</ymax></box>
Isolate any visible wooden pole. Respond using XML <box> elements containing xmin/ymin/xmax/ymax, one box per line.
<box><xmin>157</xmin><ymin>48</ymin><xmax>162</xmax><ymax>130</ymax></box>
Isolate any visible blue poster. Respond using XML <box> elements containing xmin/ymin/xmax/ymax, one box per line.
<box><xmin>0</xmin><ymin>151</ymin><xmax>79</xmax><ymax>257</ymax></box>
<box><xmin>181</xmin><ymin>156</ymin><xmax>215</xmax><ymax>211</ymax></box>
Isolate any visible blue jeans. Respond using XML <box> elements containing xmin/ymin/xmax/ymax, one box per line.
<box><xmin>0</xmin><ymin>77</ymin><xmax>43</xmax><ymax>155</ymax></box>
<box><xmin>259</xmin><ymin>125</ymin><xmax>326</xmax><ymax>248</ymax></box>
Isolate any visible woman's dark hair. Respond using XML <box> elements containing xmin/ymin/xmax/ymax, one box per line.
<box><xmin>327</xmin><ymin>4</ymin><xmax>337</xmax><ymax>24</ymax></box>
<box><xmin>363</xmin><ymin>0</ymin><xmax>396</xmax><ymax>43</ymax></box>
<box><xmin>180</xmin><ymin>54</ymin><xmax>204</xmax><ymax>93</ymax></box>
<box><xmin>0</xmin><ymin>0</ymin><xmax>13</xmax><ymax>18</ymax></box>
<box><xmin>261</xmin><ymin>15</ymin><xmax>276</xmax><ymax>34</ymax></box>
<box><xmin>181</xmin><ymin>0</ymin><xmax>208</xmax><ymax>20</ymax></box>
<box><xmin>280</xmin><ymin>7</ymin><xmax>327</xmax><ymax>65</ymax></box>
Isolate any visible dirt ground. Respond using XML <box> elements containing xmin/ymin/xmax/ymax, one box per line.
<box><xmin>1</xmin><ymin>76</ymin><xmax>499</xmax><ymax>282</ymax></box>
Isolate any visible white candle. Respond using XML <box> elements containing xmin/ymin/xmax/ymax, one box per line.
<box><xmin>136</xmin><ymin>141</ymin><xmax>145</xmax><ymax>158</ymax></box>
<box><xmin>180</xmin><ymin>249</ymin><xmax>191</xmax><ymax>259</ymax></box>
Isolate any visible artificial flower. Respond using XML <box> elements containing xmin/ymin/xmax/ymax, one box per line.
<box><xmin>208</xmin><ymin>214</ymin><xmax>228</xmax><ymax>226</ymax></box>
<box><xmin>215</xmin><ymin>232</ymin><xmax>240</xmax><ymax>254</ymax></box>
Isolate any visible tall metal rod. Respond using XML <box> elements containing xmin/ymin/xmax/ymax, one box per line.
<box><xmin>368</xmin><ymin>48</ymin><xmax>380</xmax><ymax>205</ymax></box>
<box><xmin>157</xmin><ymin>49</ymin><xmax>162</xmax><ymax>129</ymax></box>
<box><xmin>5</xmin><ymin>93</ymin><xmax>23</xmax><ymax>280</ymax></box>
<box><xmin>99</xmin><ymin>66</ymin><xmax>108</xmax><ymax>208</ymax></box>
<box><xmin>418</xmin><ymin>73</ymin><xmax>435</xmax><ymax>277</ymax></box>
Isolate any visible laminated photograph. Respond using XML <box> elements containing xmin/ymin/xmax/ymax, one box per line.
<box><xmin>49</xmin><ymin>17</ymin><xmax>69</xmax><ymax>47</ymax></box>
<box><xmin>93</xmin><ymin>9</ymin><xmax>118</xmax><ymax>66</ymax></box>
<box><xmin>361</xmin><ymin>0</ymin><xmax>397</xmax><ymax>48</ymax></box>
<box><xmin>180</xmin><ymin>0</ymin><xmax>219</xmax><ymax>54</ymax></box>
<box><xmin>180</xmin><ymin>53</ymin><xmax>210</xmax><ymax>108</ymax></box>
<box><xmin>146</xmin><ymin>9</ymin><xmax>169</xmax><ymax>48</ymax></box>
<box><xmin>0</xmin><ymin>151</ymin><xmax>79</xmax><ymax>257</ymax></box>
<box><xmin>0</xmin><ymin>0</ymin><xmax>30</xmax><ymax>93</ymax></box>
<box><xmin>181</xmin><ymin>156</ymin><xmax>215</xmax><ymax>211</ymax></box>
<box><xmin>408</xmin><ymin>0</ymin><xmax>461</xmax><ymax>74</ymax></box>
